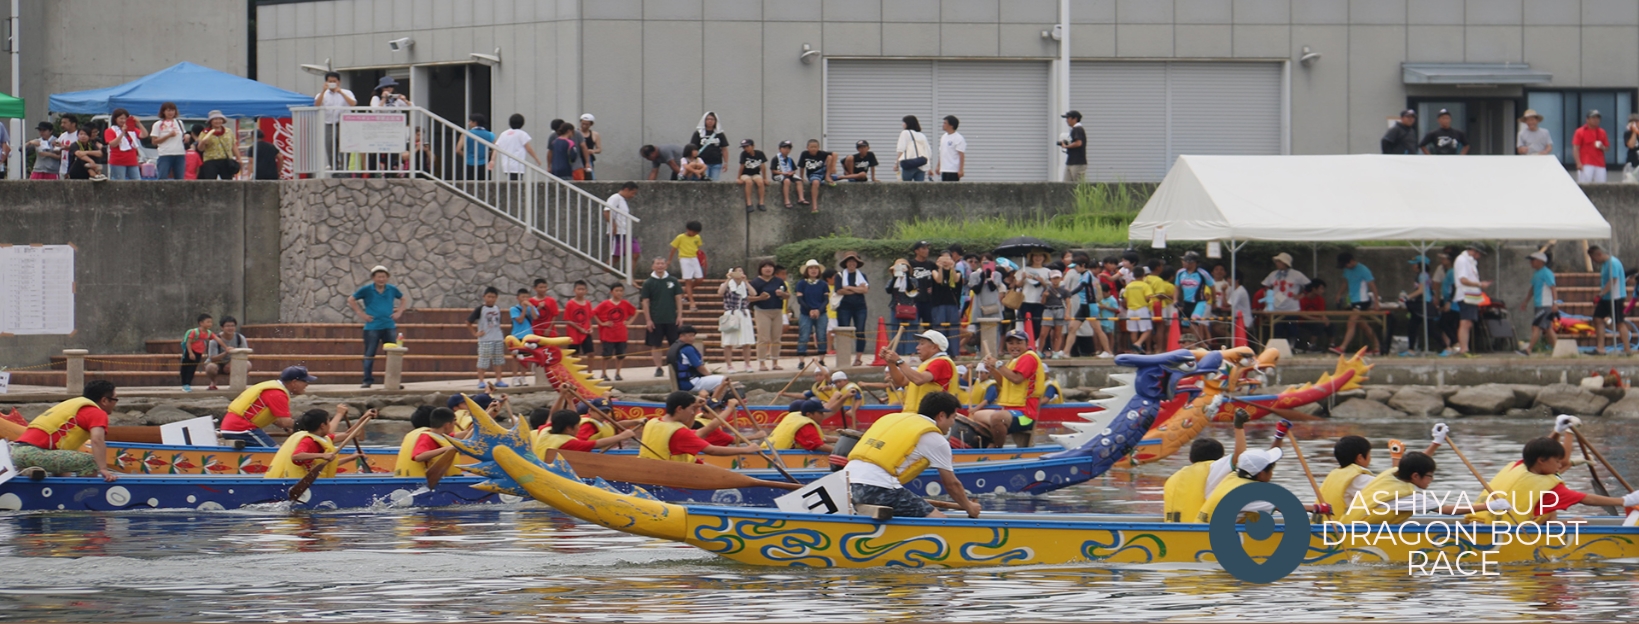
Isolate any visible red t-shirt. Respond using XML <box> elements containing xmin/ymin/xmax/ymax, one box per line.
<box><xmin>16</xmin><ymin>405</ymin><xmax>108</xmax><ymax>449</ymax></box>
<box><xmin>1574</xmin><ymin>125</ymin><xmax>1609</xmax><ymax>169</ymax></box>
<box><xmin>699</xmin><ymin>426</ymin><xmax>735</xmax><ymax>447</ymax></box>
<box><xmin>593</xmin><ymin>299</ymin><xmax>637</xmax><ymax>343</ymax></box>
<box><xmin>564</xmin><ymin>299</ymin><xmax>595</xmax><ymax>343</ymax></box>
<box><xmin>574</xmin><ymin>421</ymin><xmax>600</xmax><ymax>440</ymax></box>
<box><xmin>1541</xmin><ymin>483</ymin><xmax>1588</xmax><ymax>515</ymax></box>
<box><xmin>669</xmin><ymin>427</ymin><xmax>712</xmax><ymax>456</ymax></box>
<box><xmin>411</xmin><ymin>432</ymin><xmax>444</xmax><ymax>458</ymax></box>
<box><xmin>924</xmin><ymin>357</ymin><xmax>955</xmax><ymax>391</ymax></box>
<box><xmin>558</xmin><ymin>438</ymin><xmax>597</xmax><ymax>452</ymax></box>
<box><xmin>104</xmin><ymin>126</ymin><xmax>141</xmax><ymax>166</ymax></box>
<box><xmin>1009</xmin><ymin>351</ymin><xmax>1042</xmax><ymax>417</ymax></box>
<box><xmin>528</xmin><ymin>296</ymin><xmax>560</xmax><ymax>336</ymax></box>
<box><xmin>291</xmin><ymin>434</ymin><xmax>334</xmax><ymax>469</ymax></box>
<box><xmin>792</xmin><ymin>422</ymin><xmax>826</xmax><ymax>451</ymax></box>
<box><xmin>220</xmin><ymin>387</ymin><xmax>292</xmax><ymax>432</ymax></box>
<box><xmin>1299</xmin><ymin>295</ymin><xmax>1325</xmax><ymax>312</ymax></box>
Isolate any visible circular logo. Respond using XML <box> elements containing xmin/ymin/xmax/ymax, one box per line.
<box><xmin>1207</xmin><ymin>481</ymin><xmax>1310</xmax><ymax>584</ymax></box>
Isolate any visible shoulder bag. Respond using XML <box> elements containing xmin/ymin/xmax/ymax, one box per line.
<box><xmin>898</xmin><ymin>131</ymin><xmax>927</xmax><ymax>171</ymax></box>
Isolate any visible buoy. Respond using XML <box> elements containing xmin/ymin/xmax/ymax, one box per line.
<box><xmin>869</xmin><ymin>316</ymin><xmax>890</xmax><ymax>366</ymax></box>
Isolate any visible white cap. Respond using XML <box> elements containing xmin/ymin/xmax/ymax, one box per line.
<box><xmin>1237</xmin><ymin>447</ymin><xmax>1283</xmax><ymax>474</ymax></box>
<box><xmin>369</xmin><ymin>265</ymin><xmax>390</xmax><ymax>275</ymax></box>
<box><xmin>831</xmin><ymin>370</ymin><xmax>848</xmax><ymax>381</ymax></box>
<box><xmin>956</xmin><ymin>365</ymin><xmax>969</xmax><ymax>376</ymax></box>
<box><xmin>916</xmin><ymin>330</ymin><xmax>949</xmax><ymax>351</ymax></box>
<box><xmin>580</xmin><ymin>113</ymin><xmax>595</xmax><ymax>122</ymax></box>
<box><xmin>1528</xmin><ymin>251</ymin><xmax>1549</xmax><ymax>262</ymax></box>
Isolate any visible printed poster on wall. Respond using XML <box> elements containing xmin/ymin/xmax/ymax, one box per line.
<box><xmin>338</xmin><ymin>113</ymin><xmax>409</xmax><ymax>153</ymax></box>
<box><xmin>0</xmin><ymin>245</ymin><xmax>75</xmax><ymax>336</ymax></box>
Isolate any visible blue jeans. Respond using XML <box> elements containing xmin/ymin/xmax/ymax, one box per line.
<box><xmin>835</xmin><ymin>304</ymin><xmax>869</xmax><ymax>353</ymax></box>
<box><xmin>107</xmin><ymin>165</ymin><xmax>141</xmax><ymax>180</ymax></box>
<box><xmin>362</xmin><ymin>327</ymin><xmax>395</xmax><ymax>384</ymax></box>
<box><xmin>155</xmin><ymin>155</ymin><xmax>187</xmax><ymax>179</ymax></box>
<box><xmin>706</xmin><ymin>163</ymin><xmax>723</xmax><ymax>181</ymax></box>
<box><xmin>930</xmin><ymin>304</ymin><xmax>961</xmax><ymax>356</ymax></box>
<box><xmin>222</xmin><ymin>428</ymin><xmax>277</xmax><ymax>448</ymax></box>
<box><xmin>796</xmin><ymin>310</ymin><xmax>825</xmax><ymax>356</ymax></box>
<box><xmin>900</xmin><ymin>168</ymin><xmax>925</xmax><ymax>182</ymax></box>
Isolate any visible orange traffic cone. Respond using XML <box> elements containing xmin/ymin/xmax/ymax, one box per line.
<box><xmin>1023</xmin><ymin>313</ymin><xmax>1036</xmax><ymax>347</ymax></box>
<box><xmin>869</xmin><ymin>316</ymin><xmax>890</xmax><ymax>366</ymax></box>
<box><xmin>1233</xmin><ymin>311</ymin><xmax>1247</xmax><ymax>348</ymax></box>
<box><xmin>1166</xmin><ymin>310</ymin><xmax>1182</xmax><ymax>351</ymax></box>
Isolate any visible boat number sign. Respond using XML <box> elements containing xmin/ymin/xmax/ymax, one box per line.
<box><xmin>775</xmin><ymin>471</ymin><xmax>853</xmax><ymax>516</ymax></box>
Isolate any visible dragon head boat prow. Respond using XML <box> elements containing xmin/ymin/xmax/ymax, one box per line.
<box><xmin>1044</xmin><ymin>349</ymin><xmax>1222</xmax><ymax>471</ymax></box>
<box><xmin>444</xmin><ymin>393</ymin><xmax>564</xmax><ymax>498</ymax></box>
<box><xmin>505</xmin><ymin>334</ymin><xmax>614</xmax><ymax>399</ymax></box>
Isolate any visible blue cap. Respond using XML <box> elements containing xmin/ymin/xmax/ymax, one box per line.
<box><xmin>1408</xmin><ymin>255</ymin><xmax>1430</xmax><ymax>265</ymax></box>
<box><xmin>1005</xmin><ymin>329</ymin><xmax>1030</xmax><ymax>342</ymax></box>
<box><xmin>799</xmin><ymin>399</ymin><xmax>827</xmax><ymax>414</ymax></box>
<box><xmin>448</xmin><ymin>393</ymin><xmax>493</xmax><ymax>410</ymax></box>
<box><xmin>279</xmin><ymin>366</ymin><xmax>318</xmax><ymax>384</ymax></box>
<box><xmin>789</xmin><ymin>400</ymin><xmax>806</xmax><ymax>413</ymax></box>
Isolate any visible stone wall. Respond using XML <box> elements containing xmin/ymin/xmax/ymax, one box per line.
<box><xmin>278</xmin><ymin>179</ymin><xmax>607</xmax><ymax>321</ymax></box>
<box><xmin>1</xmin><ymin>181</ymin><xmax>282</xmax><ymax>367</ymax></box>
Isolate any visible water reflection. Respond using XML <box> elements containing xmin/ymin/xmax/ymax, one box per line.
<box><xmin>0</xmin><ymin>417</ymin><xmax>1635</xmax><ymax>622</ymax></box>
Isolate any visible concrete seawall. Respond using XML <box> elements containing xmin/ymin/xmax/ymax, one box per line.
<box><xmin>3</xmin><ymin>178</ymin><xmax>1638</xmax><ymax>366</ymax></box>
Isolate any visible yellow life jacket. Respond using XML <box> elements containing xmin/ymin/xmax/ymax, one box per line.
<box><xmin>579</xmin><ymin>417</ymin><xmax>615</xmax><ymax>441</ymax></box>
<box><xmin>533</xmin><ymin>430</ymin><xmax>579</xmax><ymax>460</ymax></box>
<box><xmin>766</xmin><ymin>413</ymin><xmax>820</xmax><ymax>451</ymax></box>
<box><xmin>1339</xmin><ymin>474</ymin><xmax>1419</xmax><ymax>524</ymax></box>
<box><xmin>454</xmin><ymin>409</ymin><xmax>474</xmax><ymax>432</ymax></box>
<box><xmin>900</xmin><ymin>355</ymin><xmax>957</xmax><ymax>413</ymax></box>
<box><xmin>995</xmin><ymin>351</ymin><xmax>1048</xmax><ymax>407</ymax></box>
<box><xmin>1488</xmin><ymin>461</ymin><xmax>1527</xmax><ymax>491</ymax></box>
<box><xmin>811</xmin><ymin>382</ymin><xmax>838</xmax><ymax>403</ymax></box>
<box><xmin>1198</xmin><ymin>474</ymin><xmax>1261</xmax><ymax>523</ymax></box>
<box><xmin>639</xmin><ymin>419</ymin><xmax>696</xmax><ymax>463</ymax></box>
<box><xmin>392</xmin><ymin>428</ymin><xmax>460</xmax><ymax>477</ymax></box>
<box><xmin>267</xmin><ymin>431</ymin><xmax>338</xmax><ymax>479</ymax></box>
<box><xmin>25</xmin><ymin>397</ymin><xmax>101</xmax><ymax>451</ymax></box>
<box><xmin>847</xmin><ymin>412</ymin><xmax>941</xmax><ymax>484</ymax></box>
<box><xmin>1469</xmin><ymin>465</ymin><xmax>1564</xmax><ymax>523</ymax></box>
<box><xmin>1043</xmin><ymin>380</ymin><xmax>1065</xmax><ymax>404</ymax></box>
<box><xmin>885</xmin><ymin>385</ymin><xmax>904</xmax><ymax>406</ymax></box>
<box><xmin>1162</xmin><ymin>460</ymin><xmax>1215</xmax><ymax>523</ymax></box>
<box><xmin>967</xmin><ymin>379</ymin><xmax>995</xmax><ymax>406</ymax></box>
<box><xmin>227</xmin><ymin>380</ymin><xmax>290</xmax><ymax>428</ymax></box>
<box><xmin>1319</xmin><ymin>464</ymin><xmax>1374</xmax><ymax>518</ymax></box>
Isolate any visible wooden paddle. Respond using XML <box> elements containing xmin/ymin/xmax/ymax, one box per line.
<box><xmin>1283</xmin><ymin>424</ymin><xmax>1332</xmax><ymax>519</ymax></box>
<box><xmin>541</xmin><ymin>448</ymin><xmax>801</xmax><ymax>491</ymax></box>
<box><xmin>558</xmin><ymin>385</ymin><xmax>663</xmax><ymax>457</ymax></box>
<box><xmin>337</xmin><ymin>405</ymin><xmax>374</xmax><ymax>474</ymax></box>
<box><xmin>1443</xmin><ymin>434</ymin><xmax>1494</xmax><ymax>495</ymax></box>
<box><xmin>724</xmin><ymin>384</ymin><xmax>793</xmax><ymax>474</ymax></box>
<box><xmin>1224</xmin><ymin>396</ymin><xmax>1327</xmax><ymax>422</ymax></box>
<box><xmin>1573</xmin><ymin>432</ymin><xmax>1620</xmax><ymax>516</ymax></box>
<box><xmin>424</xmin><ymin>445</ymin><xmax>460</xmax><ymax>489</ymax></box>
<box><xmin>286</xmin><ymin>411</ymin><xmax>377</xmax><ymax>501</ymax></box>
<box><xmin>774</xmin><ymin>359</ymin><xmax>813</xmax><ymax>399</ymax></box>
<box><xmin>1570</xmin><ymin>426</ymin><xmax>1633</xmax><ymax>492</ymax></box>
<box><xmin>700</xmin><ymin>403</ymin><xmax>800</xmax><ymax>484</ymax></box>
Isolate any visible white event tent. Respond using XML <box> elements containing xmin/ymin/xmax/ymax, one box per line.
<box><xmin>1128</xmin><ymin>154</ymin><xmax>1613</xmax><ymax>352</ymax></box>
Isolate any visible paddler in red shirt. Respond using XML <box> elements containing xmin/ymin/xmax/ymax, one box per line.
<box><xmin>220</xmin><ymin>366</ymin><xmax>318</xmax><ymax>448</ymax></box>
<box><xmin>530</xmin><ymin>408</ymin><xmax>640</xmax><ymax>458</ymax></box>
<box><xmin>267</xmin><ymin>406</ymin><xmax>371</xmax><ymax>479</ymax></box>
<box><xmin>13</xmin><ymin>380</ymin><xmax>121</xmax><ymax>481</ymax></box>
<box><xmin>638</xmin><ymin>392</ymin><xmax>765</xmax><ymax>463</ymax></box>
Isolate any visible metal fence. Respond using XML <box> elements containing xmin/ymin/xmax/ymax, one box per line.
<box><xmin>289</xmin><ymin>105</ymin><xmax>636</xmax><ymax>283</ymax></box>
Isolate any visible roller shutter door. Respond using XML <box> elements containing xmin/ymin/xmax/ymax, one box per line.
<box><xmin>1072</xmin><ymin>61</ymin><xmax>1282</xmax><ymax>182</ymax></box>
<box><xmin>826</xmin><ymin>59</ymin><xmax>1050</xmax><ymax>181</ymax></box>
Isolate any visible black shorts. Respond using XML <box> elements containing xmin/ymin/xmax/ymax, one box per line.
<box><xmin>940</xmin><ymin>172</ymin><xmax>960</xmax><ymax>182</ymax></box>
<box><xmin>1532</xmin><ymin>308</ymin><xmax>1559</xmax><ymax>331</ymax></box>
<box><xmin>600</xmin><ymin>341</ymin><xmax>628</xmax><ymax>357</ymax></box>
<box><xmin>574</xmin><ymin>336</ymin><xmax>595</xmax><ymax>355</ymax></box>
<box><xmin>1595</xmin><ymin>298</ymin><xmax>1627</xmax><ymax>324</ymax></box>
<box><xmin>645</xmin><ymin>322</ymin><xmax>679</xmax><ymax>347</ymax></box>
<box><xmin>1348</xmin><ymin>301</ymin><xmax>1373</xmax><ymax>311</ymax></box>
<box><xmin>850</xmin><ymin>483</ymin><xmax>934</xmax><ymax>518</ymax></box>
<box><xmin>1459</xmin><ymin>304</ymin><xmax>1480</xmax><ymax>323</ymax></box>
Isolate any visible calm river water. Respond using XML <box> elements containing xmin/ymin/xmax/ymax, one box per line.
<box><xmin>2</xmin><ymin>417</ymin><xmax>1636</xmax><ymax>622</ymax></box>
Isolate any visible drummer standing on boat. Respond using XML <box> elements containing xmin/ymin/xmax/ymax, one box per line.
<box><xmin>843</xmin><ymin>391</ymin><xmax>981</xmax><ymax>519</ymax></box>
<box><xmin>219</xmin><ymin>366</ymin><xmax>318</xmax><ymax>447</ymax></box>
<box><xmin>12</xmin><ymin>380</ymin><xmax>121</xmax><ymax>482</ymax></box>
<box><xmin>879</xmin><ymin>330</ymin><xmax>958</xmax><ymax>411</ymax></box>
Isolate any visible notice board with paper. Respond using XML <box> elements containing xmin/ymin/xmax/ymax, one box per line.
<box><xmin>0</xmin><ymin>245</ymin><xmax>75</xmax><ymax>336</ymax></box>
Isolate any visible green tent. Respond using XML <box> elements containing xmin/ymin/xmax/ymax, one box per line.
<box><xmin>0</xmin><ymin>91</ymin><xmax>23</xmax><ymax>118</ymax></box>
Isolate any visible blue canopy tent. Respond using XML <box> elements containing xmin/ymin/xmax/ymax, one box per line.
<box><xmin>48</xmin><ymin>62</ymin><xmax>309</xmax><ymax>118</ymax></box>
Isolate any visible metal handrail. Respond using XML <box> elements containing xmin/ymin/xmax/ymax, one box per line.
<box><xmin>288</xmin><ymin>105</ymin><xmax>638</xmax><ymax>283</ymax></box>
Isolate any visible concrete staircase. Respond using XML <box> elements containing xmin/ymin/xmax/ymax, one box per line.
<box><xmin>11</xmin><ymin>278</ymin><xmax>872</xmax><ymax>388</ymax></box>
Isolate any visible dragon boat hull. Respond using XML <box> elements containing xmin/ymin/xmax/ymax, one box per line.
<box><xmin>0</xmin><ymin>475</ymin><xmax>502</xmax><ymax>512</ymax></box>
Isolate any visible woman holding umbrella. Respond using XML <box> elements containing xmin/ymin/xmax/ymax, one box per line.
<box><xmin>993</xmin><ymin>237</ymin><xmax>1056</xmax><ymax>340</ymax></box>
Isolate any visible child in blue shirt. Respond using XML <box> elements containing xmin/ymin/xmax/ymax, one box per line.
<box><xmin>509</xmin><ymin>289</ymin><xmax>537</xmax><ymax>384</ymax></box>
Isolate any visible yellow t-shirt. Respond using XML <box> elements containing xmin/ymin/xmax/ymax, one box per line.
<box><xmin>671</xmin><ymin>233</ymin><xmax>703</xmax><ymax>258</ymax></box>
<box><xmin>1145</xmin><ymin>275</ymin><xmax>1175</xmax><ymax>304</ymax></box>
<box><xmin>1123</xmin><ymin>280</ymin><xmax>1154</xmax><ymax>311</ymax></box>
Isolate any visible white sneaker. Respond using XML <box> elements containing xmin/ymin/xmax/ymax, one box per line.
<box><xmin>1055</xmin><ymin>351</ymin><xmax>1069</xmax><ymax>359</ymax></box>
<box><xmin>1097</xmin><ymin>351</ymin><xmax>1114</xmax><ymax>359</ymax></box>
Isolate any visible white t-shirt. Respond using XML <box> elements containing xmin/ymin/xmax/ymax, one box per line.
<box><xmin>939</xmin><ymin>131</ymin><xmax>966</xmax><ymax>173</ymax></box>
<box><xmin>1204</xmin><ymin>456</ymin><xmax>1275</xmax><ymax>515</ymax></box>
<box><xmin>1453</xmin><ymin>252</ymin><xmax>1482</xmax><ymax>304</ymax></box>
<box><xmin>1021</xmin><ymin>267</ymin><xmax>1051</xmax><ymax>304</ymax></box>
<box><xmin>316</xmin><ymin>88</ymin><xmax>356</xmax><ymax>124</ymax></box>
<box><xmin>1228</xmin><ymin>285</ymin><xmax>1252</xmax><ymax>326</ymax></box>
<box><xmin>56</xmin><ymin>133</ymin><xmax>78</xmax><ymax>176</ymax></box>
<box><xmin>843</xmin><ymin>428</ymin><xmax>954</xmax><ymax>490</ymax></box>
<box><xmin>604</xmin><ymin>193</ymin><xmax>632</xmax><ymax>236</ymax></box>
<box><xmin>371</xmin><ymin>94</ymin><xmax>409</xmax><ymax>108</ymax></box>
<box><xmin>150</xmin><ymin>119</ymin><xmax>187</xmax><ymax>156</ymax></box>
<box><xmin>1260</xmin><ymin>268</ymin><xmax>1310</xmax><ymax>312</ymax></box>
<box><xmin>494</xmin><ymin>129</ymin><xmax>532</xmax><ymax>174</ymax></box>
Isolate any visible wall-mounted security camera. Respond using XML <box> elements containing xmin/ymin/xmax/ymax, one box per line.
<box><xmin>300</xmin><ymin>59</ymin><xmax>333</xmax><ymax>75</ymax></box>
<box><xmin>1299</xmin><ymin>45</ymin><xmax>1321</xmax><ymax>67</ymax></box>
<box><xmin>388</xmin><ymin>37</ymin><xmax>415</xmax><ymax>52</ymax></box>
<box><xmin>800</xmin><ymin>43</ymin><xmax>820</xmax><ymax>64</ymax></box>
<box><xmin>471</xmin><ymin>48</ymin><xmax>502</xmax><ymax>67</ymax></box>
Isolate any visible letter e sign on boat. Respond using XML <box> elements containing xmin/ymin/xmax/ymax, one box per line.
<box><xmin>776</xmin><ymin>471</ymin><xmax>854</xmax><ymax>515</ymax></box>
